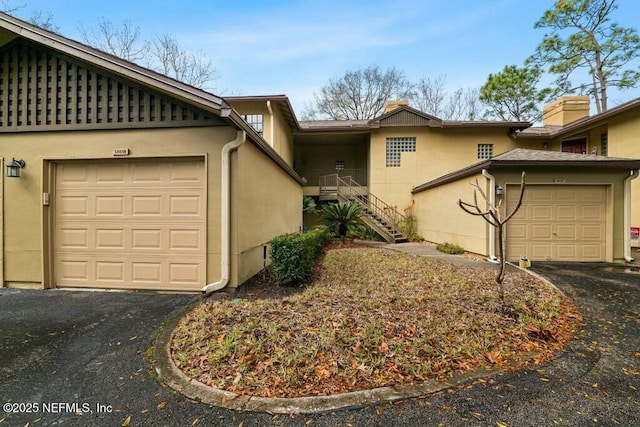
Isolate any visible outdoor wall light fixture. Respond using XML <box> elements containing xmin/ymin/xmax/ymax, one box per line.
<box><xmin>6</xmin><ymin>158</ymin><xmax>26</xmax><ymax>178</ymax></box>
<box><xmin>495</xmin><ymin>185</ymin><xmax>504</xmax><ymax>196</ymax></box>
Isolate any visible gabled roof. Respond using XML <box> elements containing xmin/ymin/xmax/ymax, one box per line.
<box><xmin>369</xmin><ymin>105</ymin><xmax>531</xmax><ymax>131</ymax></box>
<box><xmin>516</xmin><ymin>97</ymin><xmax>640</xmax><ymax>140</ymax></box>
<box><xmin>293</xmin><ymin>104</ymin><xmax>532</xmax><ymax>133</ymax></box>
<box><xmin>412</xmin><ymin>148</ymin><xmax>640</xmax><ymax>194</ymax></box>
<box><xmin>0</xmin><ymin>12</ymin><xmax>304</xmax><ymax>184</ymax></box>
<box><xmin>224</xmin><ymin>95</ymin><xmax>301</xmax><ymax>131</ymax></box>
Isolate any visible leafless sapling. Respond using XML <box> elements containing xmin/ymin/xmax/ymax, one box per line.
<box><xmin>458</xmin><ymin>172</ymin><xmax>526</xmax><ymax>307</ymax></box>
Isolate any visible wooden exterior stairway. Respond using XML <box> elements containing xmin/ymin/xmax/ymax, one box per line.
<box><xmin>319</xmin><ymin>174</ymin><xmax>409</xmax><ymax>243</ymax></box>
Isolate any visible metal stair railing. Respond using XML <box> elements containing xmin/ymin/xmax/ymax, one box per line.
<box><xmin>323</xmin><ymin>174</ymin><xmax>407</xmax><ymax>242</ymax></box>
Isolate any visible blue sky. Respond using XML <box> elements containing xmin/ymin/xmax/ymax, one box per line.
<box><xmin>9</xmin><ymin>0</ymin><xmax>640</xmax><ymax>115</ymax></box>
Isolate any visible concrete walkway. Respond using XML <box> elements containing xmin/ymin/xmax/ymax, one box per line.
<box><xmin>356</xmin><ymin>240</ymin><xmax>503</xmax><ymax>269</ymax></box>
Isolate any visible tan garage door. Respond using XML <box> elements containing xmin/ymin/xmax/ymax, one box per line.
<box><xmin>54</xmin><ymin>158</ymin><xmax>206</xmax><ymax>291</ymax></box>
<box><xmin>506</xmin><ymin>185</ymin><xmax>608</xmax><ymax>262</ymax></box>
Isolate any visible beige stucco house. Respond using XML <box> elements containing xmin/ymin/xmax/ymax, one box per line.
<box><xmin>0</xmin><ymin>13</ymin><xmax>303</xmax><ymax>292</ymax></box>
<box><xmin>2</xmin><ymin>13</ymin><xmax>640</xmax><ymax>293</ymax></box>
<box><xmin>224</xmin><ymin>92</ymin><xmax>640</xmax><ymax>264</ymax></box>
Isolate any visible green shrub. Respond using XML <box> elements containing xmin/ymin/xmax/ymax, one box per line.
<box><xmin>269</xmin><ymin>228</ymin><xmax>331</xmax><ymax>286</ymax></box>
<box><xmin>436</xmin><ymin>242</ymin><xmax>465</xmax><ymax>254</ymax></box>
<box><xmin>397</xmin><ymin>215</ymin><xmax>422</xmax><ymax>242</ymax></box>
<box><xmin>320</xmin><ymin>202</ymin><xmax>363</xmax><ymax>237</ymax></box>
<box><xmin>348</xmin><ymin>223</ymin><xmax>384</xmax><ymax>241</ymax></box>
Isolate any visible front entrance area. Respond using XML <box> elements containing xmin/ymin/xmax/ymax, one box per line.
<box><xmin>52</xmin><ymin>158</ymin><xmax>206</xmax><ymax>291</ymax></box>
<box><xmin>506</xmin><ymin>184</ymin><xmax>609</xmax><ymax>262</ymax></box>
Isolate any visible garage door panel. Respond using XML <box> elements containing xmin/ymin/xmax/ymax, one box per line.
<box><xmin>132</xmin><ymin>229</ymin><xmax>163</xmax><ymax>249</ymax></box>
<box><xmin>169</xmin><ymin>263</ymin><xmax>203</xmax><ymax>285</ymax></box>
<box><xmin>556</xmin><ymin>225</ymin><xmax>577</xmax><ymax>240</ymax></box>
<box><xmin>581</xmin><ymin>225</ymin><xmax>604</xmax><ymax>240</ymax></box>
<box><xmin>58</xmin><ymin>228</ymin><xmax>90</xmax><ymax>249</ymax></box>
<box><xmin>95</xmin><ymin>261</ymin><xmax>125</xmax><ymax>282</ymax></box>
<box><xmin>96</xmin><ymin>164</ymin><xmax>126</xmax><ymax>183</ymax></box>
<box><xmin>55</xmin><ymin>158</ymin><xmax>206</xmax><ymax>291</ymax></box>
<box><xmin>95</xmin><ymin>229</ymin><xmax>125</xmax><ymax>249</ymax></box>
<box><xmin>531</xmin><ymin>224</ymin><xmax>553</xmax><ymax>239</ymax></box>
<box><xmin>169</xmin><ymin>195</ymin><xmax>204</xmax><ymax>216</ymax></box>
<box><xmin>132</xmin><ymin>163</ymin><xmax>163</xmax><ymax>183</ymax></box>
<box><xmin>530</xmin><ymin>245</ymin><xmax>553</xmax><ymax>260</ymax></box>
<box><xmin>581</xmin><ymin>205</ymin><xmax>603</xmax><ymax>220</ymax></box>
<box><xmin>509</xmin><ymin>224</ymin><xmax>527</xmax><ymax>239</ymax></box>
<box><xmin>509</xmin><ymin>243</ymin><xmax>527</xmax><ymax>257</ymax></box>
<box><xmin>556</xmin><ymin>188</ymin><xmax>579</xmax><ymax>201</ymax></box>
<box><xmin>169</xmin><ymin>161</ymin><xmax>205</xmax><ymax>183</ymax></box>
<box><xmin>132</xmin><ymin>262</ymin><xmax>163</xmax><ymax>283</ymax></box>
<box><xmin>556</xmin><ymin>245</ymin><xmax>578</xmax><ymax>260</ymax></box>
<box><xmin>507</xmin><ymin>185</ymin><xmax>607</xmax><ymax>262</ymax></box>
<box><xmin>96</xmin><ymin>196</ymin><xmax>125</xmax><ymax>216</ymax></box>
<box><xmin>58</xmin><ymin>195</ymin><xmax>90</xmax><ymax>217</ymax></box>
<box><xmin>131</xmin><ymin>195</ymin><xmax>163</xmax><ymax>216</ymax></box>
<box><xmin>169</xmin><ymin>229</ymin><xmax>203</xmax><ymax>250</ymax></box>
<box><xmin>58</xmin><ymin>259</ymin><xmax>90</xmax><ymax>281</ymax></box>
<box><xmin>556</xmin><ymin>205</ymin><xmax>577</xmax><ymax>220</ymax></box>
<box><xmin>57</xmin><ymin>164</ymin><xmax>89</xmax><ymax>185</ymax></box>
<box><xmin>532</xmin><ymin>206</ymin><xmax>552</xmax><ymax>220</ymax></box>
<box><xmin>581</xmin><ymin>245</ymin><xmax>604</xmax><ymax>260</ymax></box>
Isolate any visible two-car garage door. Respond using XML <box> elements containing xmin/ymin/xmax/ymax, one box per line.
<box><xmin>506</xmin><ymin>185</ymin><xmax>608</xmax><ymax>262</ymax></box>
<box><xmin>54</xmin><ymin>158</ymin><xmax>206</xmax><ymax>291</ymax></box>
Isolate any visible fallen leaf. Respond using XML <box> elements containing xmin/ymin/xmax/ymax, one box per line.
<box><xmin>122</xmin><ymin>416</ymin><xmax>131</xmax><ymax>427</ymax></box>
<box><xmin>157</xmin><ymin>401</ymin><xmax>166</xmax><ymax>409</ymax></box>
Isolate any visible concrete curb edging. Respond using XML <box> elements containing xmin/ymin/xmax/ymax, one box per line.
<box><xmin>153</xmin><ymin>308</ymin><xmax>499</xmax><ymax>414</ymax></box>
<box><xmin>506</xmin><ymin>261</ymin><xmax>565</xmax><ymax>295</ymax></box>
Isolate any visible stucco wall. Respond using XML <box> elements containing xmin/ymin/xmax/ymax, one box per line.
<box><xmin>230</xmin><ymin>100</ymin><xmax>295</xmax><ymax>167</ymax></box>
<box><xmin>369</xmin><ymin>126</ymin><xmax>539</xmax><ymax>212</ymax></box>
<box><xmin>231</xmin><ymin>141</ymin><xmax>303</xmax><ymax>286</ymax></box>
<box><xmin>1</xmin><ymin>125</ymin><xmax>301</xmax><ymax>289</ymax></box>
<box><xmin>413</xmin><ymin>173</ymin><xmax>488</xmax><ymax>255</ymax></box>
<box><xmin>606</xmin><ymin>108</ymin><xmax>640</xmax><ymax>246</ymax></box>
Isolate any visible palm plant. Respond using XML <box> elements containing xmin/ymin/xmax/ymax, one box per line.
<box><xmin>320</xmin><ymin>202</ymin><xmax>363</xmax><ymax>237</ymax></box>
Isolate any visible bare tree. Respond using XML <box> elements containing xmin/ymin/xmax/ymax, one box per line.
<box><xmin>411</xmin><ymin>75</ymin><xmax>447</xmax><ymax>117</ymax></box>
<box><xmin>458</xmin><ymin>172</ymin><xmax>526</xmax><ymax>309</ymax></box>
<box><xmin>303</xmin><ymin>65</ymin><xmax>413</xmax><ymax>120</ymax></box>
<box><xmin>79</xmin><ymin>18</ymin><xmax>218</xmax><ymax>90</ymax></box>
<box><xmin>411</xmin><ymin>76</ymin><xmax>483</xmax><ymax>120</ymax></box>
<box><xmin>27</xmin><ymin>10</ymin><xmax>58</xmax><ymax>32</ymax></box>
<box><xmin>150</xmin><ymin>33</ymin><xmax>218</xmax><ymax>89</ymax></box>
<box><xmin>0</xmin><ymin>1</ymin><xmax>24</xmax><ymax>13</ymax></box>
<box><xmin>79</xmin><ymin>18</ymin><xmax>148</xmax><ymax>62</ymax></box>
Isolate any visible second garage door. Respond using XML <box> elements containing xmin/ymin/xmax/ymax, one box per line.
<box><xmin>54</xmin><ymin>158</ymin><xmax>206</xmax><ymax>291</ymax></box>
<box><xmin>506</xmin><ymin>185</ymin><xmax>609</xmax><ymax>262</ymax></box>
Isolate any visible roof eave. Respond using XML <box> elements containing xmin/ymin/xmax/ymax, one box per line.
<box><xmin>226</xmin><ymin>110</ymin><xmax>305</xmax><ymax>185</ymax></box>
<box><xmin>412</xmin><ymin>159</ymin><xmax>640</xmax><ymax>194</ymax></box>
<box><xmin>0</xmin><ymin>13</ymin><xmax>226</xmax><ymax>115</ymax></box>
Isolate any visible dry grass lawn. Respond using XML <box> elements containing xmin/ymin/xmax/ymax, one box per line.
<box><xmin>171</xmin><ymin>246</ymin><xmax>581</xmax><ymax>398</ymax></box>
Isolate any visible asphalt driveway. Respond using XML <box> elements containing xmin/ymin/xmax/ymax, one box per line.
<box><xmin>1</xmin><ymin>262</ymin><xmax>639</xmax><ymax>426</ymax></box>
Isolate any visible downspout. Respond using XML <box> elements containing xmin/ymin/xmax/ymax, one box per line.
<box><xmin>624</xmin><ymin>169</ymin><xmax>639</xmax><ymax>262</ymax></box>
<box><xmin>201</xmin><ymin>130</ymin><xmax>246</xmax><ymax>294</ymax></box>
<box><xmin>482</xmin><ymin>169</ymin><xmax>500</xmax><ymax>263</ymax></box>
<box><xmin>266</xmin><ymin>100</ymin><xmax>275</xmax><ymax>147</ymax></box>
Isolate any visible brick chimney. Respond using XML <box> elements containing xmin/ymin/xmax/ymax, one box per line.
<box><xmin>383</xmin><ymin>100</ymin><xmax>409</xmax><ymax>114</ymax></box>
<box><xmin>542</xmin><ymin>96</ymin><xmax>590</xmax><ymax>126</ymax></box>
